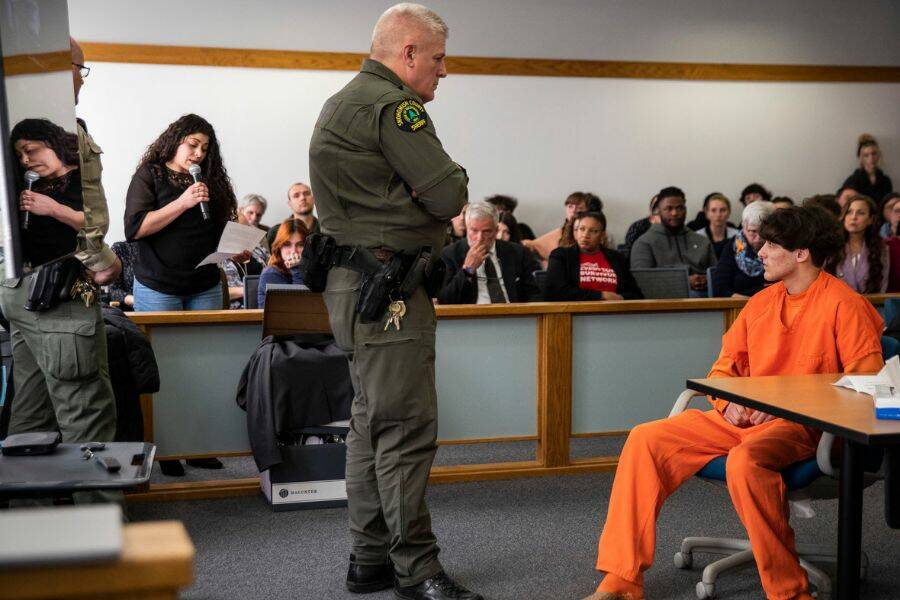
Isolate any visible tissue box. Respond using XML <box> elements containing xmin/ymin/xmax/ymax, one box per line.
<box><xmin>876</xmin><ymin>398</ymin><xmax>900</xmax><ymax>420</ymax></box>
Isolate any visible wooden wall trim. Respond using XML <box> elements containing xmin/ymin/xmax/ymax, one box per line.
<box><xmin>2</xmin><ymin>51</ymin><xmax>70</xmax><ymax>76</ymax></box>
<box><xmin>81</xmin><ymin>42</ymin><xmax>900</xmax><ymax>83</ymax></box>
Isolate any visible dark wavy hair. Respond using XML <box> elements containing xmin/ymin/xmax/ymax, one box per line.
<box><xmin>827</xmin><ymin>195</ymin><xmax>885</xmax><ymax>294</ymax></box>
<box><xmin>9</xmin><ymin>118</ymin><xmax>79</xmax><ymax>182</ymax></box>
<box><xmin>137</xmin><ymin>113</ymin><xmax>236</xmax><ymax>224</ymax></box>
<box><xmin>499</xmin><ymin>212</ymin><xmax>522</xmax><ymax>244</ymax></box>
<box><xmin>740</xmin><ymin>182</ymin><xmax>772</xmax><ymax>205</ymax></box>
<box><xmin>760</xmin><ymin>205</ymin><xmax>844</xmax><ymax>268</ymax></box>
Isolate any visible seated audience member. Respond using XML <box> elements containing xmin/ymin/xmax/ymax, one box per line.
<box><xmin>836</xmin><ymin>185</ymin><xmax>860</xmax><ymax>210</ymax></box>
<box><xmin>266</xmin><ymin>182</ymin><xmax>318</xmax><ymax>247</ymax></box>
<box><xmin>237</xmin><ymin>193</ymin><xmax>269</xmax><ymax>231</ymax></box>
<box><xmin>446</xmin><ymin>202</ymin><xmax>468</xmax><ymax>244</ymax></box>
<box><xmin>558</xmin><ymin>193</ymin><xmax>603</xmax><ymax>250</ymax></box>
<box><xmin>802</xmin><ymin>194</ymin><xmax>841</xmax><ymax>219</ymax></box>
<box><xmin>259</xmin><ymin>219</ymin><xmax>308</xmax><ymax>308</ymax></box>
<box><xmin>696</xmin><ymin>193</ymin><xmax>739</xmax><ymax>258</ymax></box>
<box><xmin>497</xmin><ymin>212</ymin><xmax>522</xmax><ymax>244</ymax></box>
<box><xmin>545</xmin><ymin>211</ymin><xmax>642</xmax><ymax>301</ymax></box>
<box><xmin>887</xmin><ymin>200</ymin><xmax>900</xmax><ymax>291</ymax></box>
<box><xmin>738</xmin><ymin>182</ymin><xmax>771</xmax><ymax>206</ymax></box>
<box><xmin>222</xmin><ymin>245</ymin><xmax>269</xmax><ymax>309</ymax></box>
<box><xmin>841</xmin><ymin>134</ymin><xmax>893</xmax><ymax>206</ymax></box>
<box><xmin>109</xmin><ymin>241</ymin><xmax>138</xmax><ymax>310</ymax></box>
<box><xmin>583</xmin><ymin>205</ymin><xmax>883</xmax><ymax>600</ymax></box>
<box><xmin>878</xmin><ymin>192</ymin><xmax>900</xmax><ymax>238</ymax></box>
<box><xmin>438</xmin><ymin>202</ymin><xmax>540</xmax><ymax>304</ymax></box>
<box><xmin>828</xmin><ymin>195</ymin><xmax>889</xmax><ymax>294</ymax></box>
<box><xmin>523</xmin><ymin>192</ymin><xmax>595</xmax><ymax>264</ymax></box>
<box><xmin>486</xmin><ymin>194</ymin><xmax>536</xmax><ymax>240</ymax></box>
<box><xmin>712</xmin><ymin>200</ymin><xmax>774</xmax><ymax>298</ymax></box>
<box><xmin>772</xmin><ymin>196</ymin><xmax>794</xmax><ymax>210</ymax></box>
<box><xmin>623</xmin><ymin>195</ymin><xmax>660</xmax><ymax>249</ymax></box>
<box><xmin>630</xmin><ymin>187</ymin><xmax>717</xmax><ymax>295</ymax></box>
<box><xmin>687</xmin><ymin>192</ymin><xmax>738</xmax><ymax>232</ymax></box>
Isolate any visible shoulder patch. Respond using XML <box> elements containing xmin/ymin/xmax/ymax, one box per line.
<box><xmin>395</xmin><ymin>99</ymin><xmax>428</xmax><ymax>132</ymax></box>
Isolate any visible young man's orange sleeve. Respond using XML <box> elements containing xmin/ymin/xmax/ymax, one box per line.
<box><xmin>707</xmin><ymin>308</ymin><xmax>750</xmax><ymax>413</ymax></box>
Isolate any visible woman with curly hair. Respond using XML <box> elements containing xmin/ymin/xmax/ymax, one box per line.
<box><xmin>124</xmin><ymin>113</ymin><xmax>237</xmax><ymax>311</ymax></box>
<box><xmin>828</xmin><ymin>195</ymin><xmax>888</xmax><ymax>293</ymax></box>
<box><xmin>8</xmin><ymin>118</ymin><xmax>83</xmax><ymax>265</ymax></box>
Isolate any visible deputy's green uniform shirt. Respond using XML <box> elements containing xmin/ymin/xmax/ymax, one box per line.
<box><xmin>310</xmin><ymin>59</ymin><xmax>467</xmax><ymax>252</ymax></box>
<box><xmin>309</xmin><ymin>59</ymin><xmax>467</xmax><ymax>587</ymax></box>
<box><xmin>74</xmin><ymin>123</ymin><xmax>117</xmax><ymax>272</ymax></box>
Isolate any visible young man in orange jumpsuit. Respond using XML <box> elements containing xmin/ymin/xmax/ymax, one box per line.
<box><xmin>584</xmin><ymin>205</ymin><xmax>884</xmax><ymax>600</ymax></box>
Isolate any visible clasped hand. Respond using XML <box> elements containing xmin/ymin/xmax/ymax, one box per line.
<box><xmin>463</xmin><ymin>242</ymin><xmax>489</xmax><ymax>272</ymax></box>
<box><xmin>723</xmin><ymin>402</ymin><xmax>776</xmax><ymax>427</ymax></box>
<box><xmin>19</xmin><ymin>190</ymin><xmax>58</xmax><ymax>217</ymax></box>
<box><xmin>179</xmin><ymin>182</ymin><xmax>209</xmax><ymax>209</ymax></box>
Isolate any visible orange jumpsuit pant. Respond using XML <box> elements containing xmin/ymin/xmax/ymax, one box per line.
<box><xmin>596</xmin><ymin>408</ymin><xmax>819</xmax><ymax>600</ymax></box>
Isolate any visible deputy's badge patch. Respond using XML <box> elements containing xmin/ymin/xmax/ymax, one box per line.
<box><xmin>395</xmin><ymin>100</ymin><xmax>427</xmax><ymax>132</ymax></box>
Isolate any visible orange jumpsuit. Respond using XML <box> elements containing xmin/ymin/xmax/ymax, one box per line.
<box><xmin>595</xmin><ymin>272</ymin><xmax>884</xmax><ymax>600</ymax></box>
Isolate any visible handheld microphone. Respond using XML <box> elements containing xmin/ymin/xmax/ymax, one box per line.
<box><xmin>22</xmin><ymin>170</ymin><xmax>39</xmax><ymax>230</ymax></box>
<box><xmin>187</xmin><ymin>163</ymin><xmax>210</xmax><ymax>221</ymax></box>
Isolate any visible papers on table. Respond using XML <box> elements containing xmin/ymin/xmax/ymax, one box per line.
<box><xmin>196</xmin><ymin>221</ymin><xmax>266</xmax><ymax>267</ymax></box>
<box><xmin>833</xmin><ymin>355</ymin><xmax>900</xmax><ymax>419</ymax></box>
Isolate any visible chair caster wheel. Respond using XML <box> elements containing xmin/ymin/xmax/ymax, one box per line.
<box><xmin>674</xmin><ymin>552</ymin><xmax>693</xmax><ymax>569</ymax></box>
<box><xmin>696</xmin><ymin>581</ymin><xmax>716</xmax><ymax>599</ymax></box>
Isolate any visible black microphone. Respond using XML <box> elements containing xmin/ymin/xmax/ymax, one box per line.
<box><xmin>188</xmin><ymin>163</ymin><xmax>210</xmax><ymax>221</ymax></box>
<box><xmin>22</xmin><ymin>170</ymin><xmax>39</xmax><ymax>230</ymax></box>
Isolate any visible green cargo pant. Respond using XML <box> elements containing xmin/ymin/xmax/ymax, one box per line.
<box><xmin>0</xmin><ymin>276</ymin><xmax>119</xmax><ymax>505</ymax></box>
<box><xmin>323</xmin><ymin>266</ymin><xmax>443</xmax><ymax>587</ymax></box>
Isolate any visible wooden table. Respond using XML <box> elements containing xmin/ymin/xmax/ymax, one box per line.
<box><xmin>687</xmin><ymin>374</ymin><xmax>900</xmax><ymax>600</ymax></box>
<box><xmin>1</xmin><ymin>521</ymin><xmax>194</xmax><ymax>599</ymax></box>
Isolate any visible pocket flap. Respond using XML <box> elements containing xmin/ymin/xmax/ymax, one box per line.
<box><xmin>38</xmin><ymin>317</ymin><xmax>95</xmax><ymax>336</ymax></box>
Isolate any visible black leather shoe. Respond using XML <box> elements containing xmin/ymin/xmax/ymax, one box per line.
<box><xmin>346</xmin><ymin>555</ymin><xmax>394</xmax><ymax>593</ymax></box>
<box><xmin>158</xmin><ymin>459</ymin><xmax>185</xmax><ymax>476</ymax></box>
<box><xmin>394</xmin><ymin>572</ymin><xmax>483</xmax><ymax>600</ymax></box>
<box><xmin>186</xmin><ymin>457</ymin><xmax>224</xmax><ymax>469</ymax></box>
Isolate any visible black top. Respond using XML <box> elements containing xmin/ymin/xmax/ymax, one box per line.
<box><xmin>545</xmin><ymin>245</ymin><xmax>643</xmax><ymax>301</ymax></box>
<box><xmin>842</xmin><ymin>168</ymin><xmax>893</xmax><ymax>204</ymax></box>
<box><xmin>124</xmin><ymin>164</ymin><xmax>225</xmax><ymax>296</ymax></box>
<box><xmin>108</xmin><ymin>241</ymin><xmax>138</xmax><ymax>309</ymax></box>
<box><xmin>437</xmin><ymin>238</ymin><xmax>541</xmax><ymax>304</ymax></box>
<box><xmin>711</xmin><ymin>237</ymin><xmax>766</xmax><ymax>297</ymax></box>
<box><xmin>23</xmin><ymin>169</ymin><xmax>82</xmax><ymax>267</ymax></box>
<box><xmin>624</xmin><ymin>218</ymin><xmax>651</xmax><ymax>249</ymax></box>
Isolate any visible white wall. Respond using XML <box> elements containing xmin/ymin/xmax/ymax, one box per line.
<box><xmin>67</xmin><ymin>1</ymin><xmax>900</xmax><ymax>245</ymax></box>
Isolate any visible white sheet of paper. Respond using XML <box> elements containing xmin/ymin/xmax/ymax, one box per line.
<box><xmin>196</xmin><ymin>222</ymin><xmax>266</xmax><ymax>267</ymax></box>
<box><xmin>833</xmin><ymin>355</ymin><xmax>900</xmax><ymax>397</ymax></box>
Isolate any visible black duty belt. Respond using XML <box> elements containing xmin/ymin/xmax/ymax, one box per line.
<box><xmin>332</xmin><ymin>246</ymin><xmax>390</xmax><ymax>275</ymax></box>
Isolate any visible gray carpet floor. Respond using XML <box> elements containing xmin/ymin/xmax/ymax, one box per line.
<box><xmin>132</xmin><ymin>439</ymin><xmax>900</xmax><ymax>600</ymax></box>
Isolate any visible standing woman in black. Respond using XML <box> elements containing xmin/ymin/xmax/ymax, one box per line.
<box><xmin>124</xmin><ymin>113</ymin><xmax>236</xmax><ymax>476</ymax></box>
<box><xmin>842</xmin><ymin>134</ymin><xmax>893</xmax><ymax>206</ymax></box>
<box><xmin>125</xmin><ymin>114</ymin><xmax>237</xmax><ymax>311</ymax></box>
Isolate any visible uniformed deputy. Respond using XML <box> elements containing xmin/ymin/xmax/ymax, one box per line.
<box><xmin>0</xmin><ymin>40</ymin><xmax>121</xmax><ymax>505</ymax></box>
<box><xmin>309</xmin><ymin>4</ymin><xmax>480</xmax><ymax>600</ymax></box>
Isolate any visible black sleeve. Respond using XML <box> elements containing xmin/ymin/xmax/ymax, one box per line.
<box><xmin>124</xmin><ymin>166</ymin><xmax>157</xmax><ymax>241</ymax></box>
<box><xmin>713</xmin><ymin>240</ymin><xmax>738</xmax><ymax>297</ymax></box>
<box><xmin>436</xmin><ymin>246</ymin><xmax>476</xmax><ymax>304</ymax></box>
<box><xmin>515</xmin><ymin>247</ymin><xmax>542</xmax><ymax>302</ymax></box>
<box><xmin>608</xmin><ymin>250</ymin><xmax>643</xmax><ymax>300</ymax></box>
<box><xmin>544</xmin><ymin>248</ymin><xmax>603</xmax><ymax>301</ymax></box>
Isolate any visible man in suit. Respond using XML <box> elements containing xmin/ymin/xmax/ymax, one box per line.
<box><xmin>438</xmin><ymin>202</ymin><xmax>541</xmax><ymax>304</ymax></box>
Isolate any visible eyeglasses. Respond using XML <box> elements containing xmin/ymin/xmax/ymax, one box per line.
<box><xmin>72</xmin><ymin>62</ymin><xmax>90</xmax><ymax>78</ymax></box>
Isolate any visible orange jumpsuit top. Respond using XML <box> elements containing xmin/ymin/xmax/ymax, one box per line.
<box><xmin>708</xmin><ymin>271</ymin><xmax>884</xmax><ymax>413</ymax></box>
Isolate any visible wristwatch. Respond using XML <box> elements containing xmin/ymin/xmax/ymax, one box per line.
<box><xmin>463</xmin><ymin>266</ymin><xmax>476</xmax><ymax>277</ymax></box>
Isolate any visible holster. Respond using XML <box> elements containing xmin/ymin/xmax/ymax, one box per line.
<box><xmin>24</xmin><ymin>257</ymin><xmax>81</xmax><ymax>312</ymax></box>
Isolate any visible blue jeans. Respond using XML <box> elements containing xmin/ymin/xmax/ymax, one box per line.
<box><xmin>133</xmin><ymin>278</ymin><xmax>223</xmax><ymax>311</ymax></box>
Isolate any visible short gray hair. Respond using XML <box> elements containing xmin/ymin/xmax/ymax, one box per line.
<box><xmin>240</xmin><ymin>193</ymin><xmax>268</xmax><ymax>211</ymax></box>
<box><xmin>372</xmin><ymin>3</ymin><xmax>448</xmax><ymax>54</ymax></box>
<box><xmin>741</xmin><ymin>200</ymin><xmax>774</xmax><ymax>228</ymax></box>
<box><xmin>465</xmin><ymin>202</ymin><xmax>498</xmax><ymax>226</ymax></box>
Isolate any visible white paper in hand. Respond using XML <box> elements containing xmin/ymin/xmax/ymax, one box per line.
<box><xmin>196</xmin><ymin>222</ymin><xmax>266</xmax><ymax>268</ymax></box>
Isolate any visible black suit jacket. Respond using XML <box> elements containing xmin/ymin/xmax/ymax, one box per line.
<box><xmin>438</xmin><ymin>239</ymin><xmax>541</xmax><ymax>304</ymax></box>
<box><xmin>545</xmin><ymin>245</ymin><xmax>643</xmax><ymax>301</ymax></box>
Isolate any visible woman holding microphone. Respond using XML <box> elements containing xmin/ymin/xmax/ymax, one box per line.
<box><xmin>124</xmin><ymin>113</ymin><xmax>237</xmax><ymax>311</ymax></box>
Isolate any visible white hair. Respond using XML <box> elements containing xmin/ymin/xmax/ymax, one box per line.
<box><xmin>741</xmin><ymin>200</ymin><xmax>775</xmax><ymax>228</ymax></box>
<box><xmin>371</xmin><ymin>3</ymin><xmax>448</xmax><ymax>55</ymax></box>
<box><xmin>465</xmin><ymin>201</ymin><xmax>498</xmax><ymax>226</ymax></box>
<box><xmin>240</xmin><ymin>193</ymin><xmax>268</xmax><ymax>211</ymax></box>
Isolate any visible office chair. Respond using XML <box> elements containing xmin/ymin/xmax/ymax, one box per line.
<box><xmin>244</xmin><ymin>275</ymin><xmax>261</xmax><ymax>309</ymax></box>
<box><xmin>669</xmin><ymin>336</ymin><xmax>896</xmax><ymax>599</ymax></box>
<box><xmin>533</xmin><ymin>270</ymin><xmax>548</xmax><ymax>298</ymax></box>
